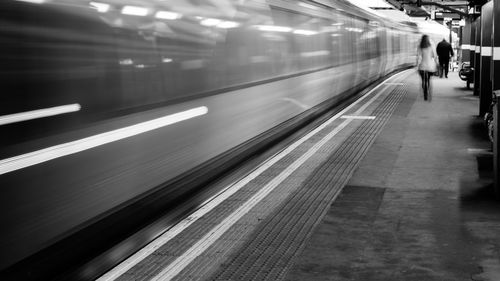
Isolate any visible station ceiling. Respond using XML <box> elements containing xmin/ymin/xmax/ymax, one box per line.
<box><xmin>384</xmin><ymin>0</ymin><xmax>489</xmax><ymax>17</ymax></box>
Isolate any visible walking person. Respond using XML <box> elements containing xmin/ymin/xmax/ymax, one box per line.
<box><xmin>436</xmin><ymin>38</ymin><xmax>454</xmax><ymax>78</ymax></box>
<box><xmin>416</xmin><ymin>35</ymin><xmax>437</xmax><ymax>101</ymax></box>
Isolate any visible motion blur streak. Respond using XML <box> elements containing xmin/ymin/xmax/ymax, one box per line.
<box><xmin>16</xmin><ymin>0</ymin><xmax>44</xmax><ymax>3</ymax></box>
<box><xmin>0</xmin><ymin>106</ymin><xmax>208</xmax><ymax>175</ymax></box>
<box><xmin>0</xmin><ymin>104</ymin><xmax>81</xmax><ymax>125</ymax></box>
<box><xmin>340</xmin><ymin>115</ymin><xmax>376</xmax><ymax>119</ymax></box>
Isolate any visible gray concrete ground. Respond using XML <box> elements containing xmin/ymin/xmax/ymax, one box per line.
<box><xmin>286</xmin><ymin>72</ymin><xmax>500</xmax><ymax>281</ymax></box>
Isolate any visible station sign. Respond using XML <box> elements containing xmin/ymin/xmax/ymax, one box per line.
<box><xmin>434</xmin><ymin>12</ymin><xmax>461</xmax><ymax>20</ymax></box>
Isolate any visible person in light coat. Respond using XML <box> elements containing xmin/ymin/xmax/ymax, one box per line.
<box><xmin>416</xmin><ymin>35</ymin><xmax>438</xmax><ymax>100</ymax></box>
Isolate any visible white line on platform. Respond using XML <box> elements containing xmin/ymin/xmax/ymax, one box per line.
<box><xmin>467</xmin><ymin>148</ymin><xmax>492</xmax><ymax>154</ymax></box>
<box><xmin>96</xmin><ymin>70</ymin><xmax>411</xmax><ymax>281</ymax></box>
<box><xmin>461</xmin><ymin>96</ymin><xmax>478</xmax><ymax>101</ymax></box>
<box><xmin>0</xmin><ymin>103</ymin><xmax>81</xmax><ymax>126</ymax></box>
<box><xmin>0</xmin><ymin>106</ymin><xmax>208</xmax><ymax>175</ymax></box>
<box><xmin>340</xmin><ymin>115</ymin><xmax>376</xmax><ymax>120</ymax></box>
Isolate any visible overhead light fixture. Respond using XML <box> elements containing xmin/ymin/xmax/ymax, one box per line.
<box><xmin>90</xmin><ymin>2</ymin><xmax>110</xmax><ymax>13</ymax></box>
<box><xmin>200</xmin><ymin>18</ymin><xmax>222</xmax><ymax>26</ymax></box>
<box><xmin>293</xmin><ymin>29</ymin><xmax>317</xmax><ymax>36</ymax></box>
<box><xmin>255</xmin><ymin>25</ymin><xmax>292</xmax><ymax>32</ymax></box>
<box><xmin>217</xmin><ymin>21</ymin><xmax>240</xmax><ymax>29</ymax></box>
<box><xmin>155</xmin><ymin>11</ymin><xmax>181</xmax><ymax>20</ymax></box>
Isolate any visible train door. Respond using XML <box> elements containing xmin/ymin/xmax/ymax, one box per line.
<box><xmin>337</xmin><ymin>14</ymin><xmax>357</xmax><ymax>93</ymax></box>
<box><xmin>391</xmin><ymin>28</ymin><xmax>401</xmax><ymax>68</ymax></box>
<box><xmin>384</xmin><ymin>26</ymin><xmax>393</xmax><ymax>74</ymax></box>
<box><xmin>114</xmin><ymin>28</ymin><xmax>164</xmax><ymax>108</ymax></box>
<box><xmin>377</xmin><ymin>22</ymin><xmax>388</xmax><ymax>78</ymax></box>
<box><xmin>350</xmin><ymin>17</ymin><xmax>368</xmax><ymax>88</ymax></box>
<box><xmin>93</xmin><ymin>4</ymin><xmax>166</xmax><ymax>110</ymax></box>
<box><xmin>366</xmin><ymin>20</ymin><xmax>382</xmax><ymax>82</ymax></box>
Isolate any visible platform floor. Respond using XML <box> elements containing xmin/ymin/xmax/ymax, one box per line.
<box><xmin>287</xmin><ymin>72</ymin><xmax>500</xmax><ymax>281</ymax></box>
<box><xmin>98</xmin><ymin>70</ymin><xmax>500</xmax><ymax>281</ymax></box>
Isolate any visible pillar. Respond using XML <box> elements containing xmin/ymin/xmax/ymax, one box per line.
<box><xmin>474</xmin><ymin>16</ymin><xmax>481</xmax><ymax>97</ymax></box>
<box><xmin>461</xmin><ymin>18</ymin><xmax>472</xmax><ymax>62</ymax></box>
<box><xmin>479</xmin><ymin>2</ymin><xmax>493</xmax><ymax>117</ymax></box>
<box><xmin>492</xmin><ymin>0</ymin><xmax>500</xmax><ymax>197</ymax></box>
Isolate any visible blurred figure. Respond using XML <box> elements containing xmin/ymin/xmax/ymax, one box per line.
<box><xmin>417</xmin><ymin>35</ymin><xmax>437</xmax><ymax>101</ymax></box>
<box><xmin>436</xmin><ymin>38</ymin><xmax>454</xmax><ymax>78</ymax></box>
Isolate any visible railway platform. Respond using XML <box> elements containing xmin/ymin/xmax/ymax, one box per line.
<box><xmin>95</xmin><ymin>70</ymin><xmax>500</xmax><ymax>281</ymax></box>
<box><xmin>288</xmin><ymin>71</ymin><xmax>500</xmax><ymax>281</ymax></box>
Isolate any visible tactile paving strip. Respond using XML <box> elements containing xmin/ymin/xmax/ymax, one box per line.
<box><xmin>205</xmin><ymin>84</ymin><xmax>408</xmax><ymax>281</ymax></box>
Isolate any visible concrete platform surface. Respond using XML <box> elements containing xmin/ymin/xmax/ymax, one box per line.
<box><xmin>286</xmin><ymin>72</ymin><xmax>500</xmax><ymax>281</ymax></box>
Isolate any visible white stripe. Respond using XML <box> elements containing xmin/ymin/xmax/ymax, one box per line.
<box><xmin>340</xmin><ymin>115</ymin><xmax>376</xmax><ymax>119</ymax></box>
<box><xmin>476</xmin><ymin>46</ymin><xmax>481</xmax><ymax>53</ymax></box>
<box><xmin>0</xmin><ymin>106</ymin><xmax>208</xmax><ymax>175</ymax></box>
<box><xmin>470</xmin><ymin>45</ymin><xmax>476</xmax><ymax>51</ymax></box>
<box><xmin>494</xmin><ymin>47</ymin><xmax>500</xmax><ymax>61</ymax></box>
<box><xmin>481</xmin><ymin>46</ymin><xmax>492</xmax><ymax>57</ymax></box>
<box><xmin>461</xmin><ymin>44</ymin><xmax>471</xmax><ymax>50</ymax></box>
<box><xmin>467</xmin><ymin>148</ymin><xmax>492</xmax><ymax>154</ymax></box>
<box><xmin>0</xmin><ymin>104</ymin><xmax>81</xmax><ymax>126</ymax></box>
<box><xmin>149</xmin><ymin>71</ymin><xmax>410</xmax><ymax>281</ymax></box>
<box><xmin>96</xmin><ymin>69</ymin><xmax>411</xmax><ymax>281</ymax></box>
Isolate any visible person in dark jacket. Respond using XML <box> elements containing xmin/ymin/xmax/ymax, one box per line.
<box><xmin>436</xmin><ymin>38</ymin><xmax>454</xmax><ymax>78</ymax></box>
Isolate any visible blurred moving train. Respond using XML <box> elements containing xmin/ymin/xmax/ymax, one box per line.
<box><xmin>1</xmin><ymin>0</ymin><xmax>420</xmax><ymax>279</ymax></box>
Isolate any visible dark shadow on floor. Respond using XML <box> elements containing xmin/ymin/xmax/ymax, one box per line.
<box><xmin>459</xmin><ymin>153</ymin><xmax>499</xmax><ymax>211</ymax></box>
<box><xmin>468</xmin><ymin>117</ymin><xmax>491</xmax><ymax>142</ymax></box>
<box><xmin>460</xmin><ymin>182</ymin><xmax>496</xmax><ymax>202</ymax></box>
<box><xmin>453</xmin><ymin>86</ymin><xmax>473</xmax><ymax>91</ymax></box>
<box><xmin>458</xmin><ymin>181</ymin><xmax>500</xmax><ymax>221</ymax></box>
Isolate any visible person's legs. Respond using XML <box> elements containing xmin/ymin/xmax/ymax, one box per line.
<box><xmin>419</xmin><ymin>70</ymin><xmax>428</xmax><ymax>100</ymax></box>
<box><xmin>439</xmin><ymin>59</ymin><xmax>444</xmax><ymax>78</ymax></box>
<box><xmin>444</xmin><ymin>61</ymin><xmax>449</xmax><ymax>77</ymax></box>
<box><xmin>426</xmin><ymin>71</ymin><xmax>432</xmax><ymax>100</ymax></box>
<box><xmin>419</xmin><ymin>70</ymin><xmax>425</xmax><ymax>90</ymax></box>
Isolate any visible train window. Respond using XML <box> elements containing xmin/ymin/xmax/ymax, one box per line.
<box><xmin>290</xmin><ymin>13</ymin><xmax>330</xmax><ymax>70</ymax></box>
<box><xmin>333</xmin><ymin>14</ymin><xmax>352</xmax><ymax>65</ymax></box>
<box><xmin>0</xmin><ymin>1</ymin><xmax>123</xmax><ymax>146</ymax></box>
<box><xmin>115</xmin><ymin>28</ymin><xmax>163</xmax><ymax>108</ymax></box>
<box><xmin>156</xmin><ymin>0</ymin><xmax>275</xmax><ymax>95</ymax></box>
<box><xmin>210</xmin><ymin>0</ymin><xmax>277</xmax><ymax>87</ymax></box>
<box><xmin>269</xmin><ymin>6</ymin><xmax>335</xmax><ymax>74</ymax></box>
<box><xmin>392</xmin><ymin>29</ymin><xmax>401</xmax><ymax>55</ymax></box>
<box><xmin>350</xmin><ymin>18</ymin><xmax>366</xmax><ymax>61</ymax></box>
<box><xmin>154</xmin><ymin>9</ymin><xmax>221</xmax><ymax>99</ymax></box>
<box><xmin>0</xmin><ymin>2</ymin><xmax>118</xmax><ymax>113</ymax></box>
<box><xmin>366</xmin><ymin>22</ymin><xmax>381</xmax><ymax>60</ymax></box>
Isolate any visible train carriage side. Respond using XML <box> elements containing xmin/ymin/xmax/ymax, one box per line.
<box><xmin>0</xmin><ymin>0</ymin><xmax>420</xmax><ymax>277</ymax></box>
